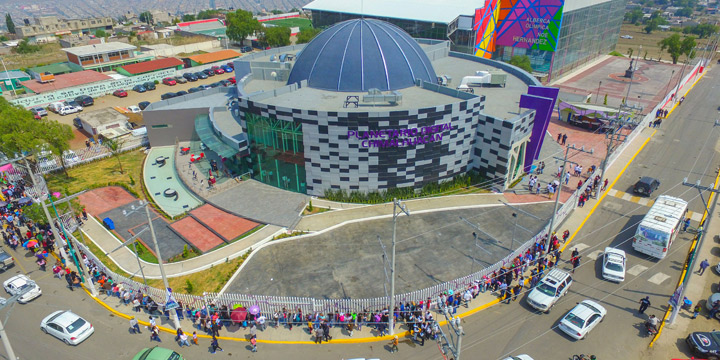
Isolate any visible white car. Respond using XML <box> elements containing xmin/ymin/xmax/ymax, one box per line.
<box><xmin>526</xmin><ymin>268</ymin><xmax>573</xmax><ymax>313</ymax></box>
<box><xmin>558</xmin><ymin>300</ymin><xmax>607</xmax><ymax>340</ymax></box>
<box><xmin>621</xmin><ymin>35</ymin><xmax>634</xmax><ymax>39</ymax></box>
<box><xmin>602</xmin><ymin>247</ymin><xmax>626</xmax><ymax>282</ymax></box>
<box><xmin>3</xmin><ymin>274</ymin><xmax>42</xmax><ymax>303</ymax></box>
<box><xmin>502</xmin><ymin>355</ymin><xmax>534</xmax><ymax>360</ymax></box>
<box><xmin>58</xmin><ymin>105</ymin><xmax>79</xmax><ymax>116</ymax></box>
<box><xmin>127</xmin><ymin>105</ymin><xmax>141</xmax><ymax>113</ymax></box>
<box><xmin>62</xmin><ymin>150</ymin><xmax>80</xmax><ymax>166</ymax></box>
<box><xmin>41</xmin><ymin>310</ymin><xmax>94</xmax><ymax>345</ymax></box>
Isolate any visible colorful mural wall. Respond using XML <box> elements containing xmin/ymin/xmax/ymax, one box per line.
<box><xmin>474</xmin><ymin>0</ymin><xmax>565</xmax><ymax>56</ymax></box>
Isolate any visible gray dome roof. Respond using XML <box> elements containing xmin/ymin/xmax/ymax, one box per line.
<box><xmin>286</xmin><ymin>19</ymin><xmax>437</xmax><ymax>92</ymax></box>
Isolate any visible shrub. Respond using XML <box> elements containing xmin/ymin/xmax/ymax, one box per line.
<box><xmin>182</xmin><ymin>244</ymin><xmax>189</xmax><ymax>258</ymax></box>
<box><xmin>129</xmin><ymin>174</ymin><xmax>135</xmax><ymax>185</ymax></box>
<box><xmin>184</xmin><ymin>279</ymin><xmax>194</xmax><ymax>293</ymax></box>
<box><xmin>608</xmin><ymin>51</ymin><xmax>624</xmax><ymax>56</ymax></box>
<box><xmin>307</xmin><ymin>200</ymin><xmax>313</xmax><ymax>212</ymax></box>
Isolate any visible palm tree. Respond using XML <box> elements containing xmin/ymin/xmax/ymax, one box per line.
<box><xmin>104</xmin><ymin>137</ymin><xmax>126</xmax><ymax>174</ymax></box>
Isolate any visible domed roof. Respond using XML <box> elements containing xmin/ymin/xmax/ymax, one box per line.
<box><xmin>286</xmin><ymin>19</ymin><xmax>437</xmax><ymax>92</ymax></box>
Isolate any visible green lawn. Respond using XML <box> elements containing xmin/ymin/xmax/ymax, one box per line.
<box><xmin>265</xmin><ymin>18</ymin><xmax>313</xmax><ymax>31</ymax></box>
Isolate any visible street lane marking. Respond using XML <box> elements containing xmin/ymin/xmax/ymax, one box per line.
<box><xmin>648</xmin><ymin>272</ymin><xmax>671</xmax><ymax>285</ymax></box>
<box><xmin>587</xmin><ymin>250</ymin><xmax>603</xmax><ymax>260</ymax></box>
<box><xmin>604</xmin><ymin>189</ymin><xmax>704</xmax><ymax>221</ymax></box>
<box><xmin>571</xmin><ymin>243</ymin><xmax>589</xmax><ymax>252</ymax></box>
<box><xmin>621</xmin><ymin>193</ymin><xmax>633</xmax><ymax>201</ymax></box>
<box><xmin>627</xmin><ymin>264</ymin><xmax>648</xmax><ymax>276</ymax></box>
<box><xmin>607</xmin><ymin>189</ymin><xmax>618</xmax><ymax>197</ymax></box>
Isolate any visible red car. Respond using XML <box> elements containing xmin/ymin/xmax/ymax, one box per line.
<box><xmin>228</xmin><ymin>77</ymin><xmax>236</xmax><ymax>84</ymax></box>
<box><xmin>211</xmin><ymin>66</ymin><xmax>225</xmax><ymax>75</ymax></box>
<box><xmin>226</xmin><ymin>62</ymin><xmax>234</xmax><ymax>69</ymax></box>
<box><xmin>113</xmin><ymin>89</ymin><xmax>128</xmax><ymax>97</ymax></box>
<box><xmin>162</xmin><ymin>77</ymin><xmax>177</xmax><ymax>86</ymax></box>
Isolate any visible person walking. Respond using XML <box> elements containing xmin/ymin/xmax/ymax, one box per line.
<box><xmin>557</xmin><ymin>133</ymin><xmax>562</xmax><ymax>143</ymax></box>
<box><xmin>64</xmin><ymin>272</ymin><xmax>74</xmax><ymax>291</ymax></box>
<box><xmin>682</xmin><ymin>218</ymin><xmax>691</xmax><ymax>232</ymax></box>
<box><xmin>178</xmin><ymin>332</ymin><xmax>190</xmax><ymax>347</ymax></box>
<box><xmin>150</xmin><ymin>325</ymin><xmax>161</xmax><ymax>342</ymax></box>
<box><xmin>250</xmin><ymin>335</ymin><xmax>257</xmax><ymax>352</ymax></box>
<box><xmin>210</xmin><ymin>336</ymin><xmax>223</xmax><ymax>353</ymax></box>
<box><xmin>390</xmin><ymin>335</ymin><xmax>399</xmax><ymax>353</ymax></box>
<box><xmin>130</xmin><ymin>317</ymin><xmax>141</xmax><ymax>334</ymax></box>
<box><xmin>571</xmin><ymin>256</ymin><xmax>580</xmax><ymax>273</ymax></box>
<box><xmin>692</xmin><ymin>304</ymin><xmax>702</xmax><ymax>319</ymax></box>
<box><xmin>638</xmin><ymin>296</ymin><xmax>651</xmax><ymax>314</ymax></box>
<box><xmin>698</xmin><ymin>259</ymin><xmax>710</xmax><ymax>275</ymax></box>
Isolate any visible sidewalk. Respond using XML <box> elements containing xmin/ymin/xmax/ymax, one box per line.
<box><xmin>80</xmin><ymin>215</ymin><xmax>283</xmax><ymax>278</ymax></box>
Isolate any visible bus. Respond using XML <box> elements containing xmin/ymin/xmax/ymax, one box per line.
<box><xmin>632</xmin><ymin>195</ymin><xmax>688</xmax><ymax>259</ymax></box>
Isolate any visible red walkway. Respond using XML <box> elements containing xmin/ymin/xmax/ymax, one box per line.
<box><xmin>190</xmin><ymin>204</ymin><xmax>260</xmax><ymax>241</ymax></box>
<box><xmin>170</xmin><ymin>217</ymin><xmax>224</xmax><ymax>253</ymax></box>
<box><xmin>78</xmin><ymin>186</ymin><xmax>138</xmax><ymax>215</ymax></box>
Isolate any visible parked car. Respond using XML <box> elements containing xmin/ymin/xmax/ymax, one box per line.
<box><xmin>62</xmin><ymin>150</ymin><xmax>80</xmax><ymax>166</ymax></box>
<box><xmin>227</xmin><ymin>77</ymin><xmax>236</xmax><ymax>84</ymax></box>
<box><xmin>226</xmin><ymin>62</ymin><xmax>235</xmax><ymax>69</ymax></box>
<box><xmin>138</xmin><ymin>101</ymin><xmax>151</xmax><ymax>110</ymax></box>
<box><xmin>687</xmin><ymin>331</ymin><xmax>720</xmax><ymax>359</ymax></box>
<box><xmin>72</xmin><ymin>117</ymin><xmax>83</xmax><ymax>129</ymax></box>
<box><xmin>208</xmin><ymin>82</ymin><xmax>220</xmax><ymax>88</ymax></box>
<box><xmin>633</xmin><ymin>176</ymin><xmax>660</xmax><ymax>196</ymax></box>
<box><xmin>174</xmin><ymin>76</ymin><xmax>187</xmax><ymax>84</ymax></box>
<box><xmin>143</xmin><ymin>82</ymin><xmax>156</xmax><ymax>91</ymax></box>
<box><xmin>199</xmin><ymin>84</ymin><xmax>212</xmax><ymax>90</ymax></box>
<box><xmin>202</xmin><ymin>69</ymin><xmax>215</xmax><ymax>77</ymax></box>
<box><xmin>162</xmin><ymin>77</ymin><xmax>177</xmax><ymax>86</ymax></box>
<box><xmin>3</xmin><ymin>274</ymin><xmax>42</xmax><ymax>303</ymax></box>
<box><xmin>113</xmin><ymin>89</ymin><xmax>128</xmax><ymax>98</ymax></box>
<box><xmin>0</xmin><ymin>248</ymin><xmax>14</xmax><ymax>271</ymax></box>
<box><xmin>67</xmin><ymin>100</ymin><xmax>83</xmax><ymax>112</ymax></box>
<box><xmin>526</xmin><ymin>268</ymin><xmax>573</xmax><ymax>313</ymax></box>
<box><xmin>211</xmin><ymin>66</ymin><xmax>225</xmax><ymax>74</ymax></box>
<box><xmin>58</xmin><ymin>105</ymin><xmax>80</xmax><ymax>116</ymax></box>
<box><xmin>221</xmin><ymin>65</ymin><xmax>233</xmax><ymax>73</ymax></box>
<box><xmin>74</xmin><ymin>95</ymin><xmax>94</xmax><ymax>107</ymax></box>
<box><xmin>40</xmin><ymin>310</ymin><xmax>94</xmax><ymax>345</ymax></box>
<box><xmin>31</xmin><ymin>107</ymin><xmax>48</xmax><ymax>117</ymax></box>
<box><xmin>557</xmin><ymin>300</ymin><xmax>607</xmax><ymax>340</ymax></box>
<box><xmin>240</xmin><ymin>46</ymin><xmax>252</xmax><ymax>53</ymax></box>
<box><xmin>219</xmin><ymin>79</ymin><xmax>231</xmax><ymax>87</ymax></box>
<box><xmin>187</xmin><ymin>87</ymin><xmax>201</xmax><ymax>93</ymax></box>
<box><xmin>183</xmin><ymin>73</ymin><xmax>198</xmax><ymax>82</ymax></box>
<box><xmin>127</xmin><ymin>105</ymin><xmax>142</xmax><ymax>113</ymax></box>
<box><xmin>49</xmin><ymin>102</ymin><xmax>66</xmax><ymax>113</ymax></box>
<box><xmin>132</xmin><ymin>85</ymin><xmax>147</xmax><ymax>93</ymax></box>
<box><xmin>175</xmin><ymin>90</ymin><xmax>188</xmax><ymax>96</ymax></box>
<box><xmin>621</xmin><ymin>35</ymin><xmax>634</xmax><ymax>39</ymax></box>
<box><xmin>132</xmin><ymin>346</ymin><xmax>184</xmax><ymax>360</ymax></box>
<box><xmin>501</xmin><ymin>356</ymin><xmax>534</xmax><ymax>360</ymax></box>
<box><xmin>194</xmin><ymin>72</ymin><xmax>208</xmax><ymax>80</ymax></box>
<box><xmin>601</xmin><ymin>247</ymin><xmax>626</xmax><ymax>282</ymax></box>
<box><xmin>160</xmin><ymin>92</ymin><xmax>177</xmax><ymax>100</ymax></box>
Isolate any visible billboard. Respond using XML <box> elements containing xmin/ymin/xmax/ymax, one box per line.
<box><xmin>474</xmin><ymin>0</ymin><xmax>564</xmax><ymax>55</ymax></box>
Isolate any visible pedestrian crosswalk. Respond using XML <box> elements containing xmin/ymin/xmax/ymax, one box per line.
<box><xmin>571</xmin><ymin>243</ymin><xmax>670</xmax><ymax>284</ymax></box>
<box><xmin>606</xmin><ymin>189</ymin><xmax>703</xmax><ymax>221</ymax></box>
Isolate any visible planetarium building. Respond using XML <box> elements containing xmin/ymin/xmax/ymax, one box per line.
<box><xmin>144</xmin><ymin>19</ymin><xmax>558</xmax><ymax>197</ymax></box>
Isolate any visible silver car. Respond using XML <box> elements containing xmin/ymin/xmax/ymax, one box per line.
<box><xmin>3</xmin><ymin>274</ymin><xmax>41</xmax><ymax>303</ymax></box>
<box><xmin>41</xmin><ymin>310</ymin><xmax>94</xmax><ymax>345</ymax></box>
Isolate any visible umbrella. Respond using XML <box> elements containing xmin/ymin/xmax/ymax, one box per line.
<box><xmin>248</xmin><ymin>305</ymin><xmax>260</xmax><ymax>315</ymax></box>
<box><xmin>230</xmin><ymin>307</ymin><xmax>247</xmax><ymax>323</ymax></box>
<box><xmin>24</xmin><ymin>239</ymin><xmax>38</xmax><ymax>248</ymax></box>
<box><xmin>0</xmin><ymin>201</ymin><xmax>7</xmax><ymax>207</ymax></box>
<box><xmin>17</xmin><ymin>197</ymin><xmax>32</xmax><ymax>205</ymax></box>
<box><xmin>36</xmin><ymin>251</ymin><xmax>49</xmax><ymax>259</ymax></box>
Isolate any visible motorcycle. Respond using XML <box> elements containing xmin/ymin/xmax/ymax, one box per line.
<box><xmin>644</xmin><ymin>320</ymin><xmax>658</xmax><ymax>336</ymax></box>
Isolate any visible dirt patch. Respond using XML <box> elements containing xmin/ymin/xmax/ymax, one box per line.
<box><xmin>78</xmin><ymin>186</ymin><xmax>138</xmax><ymax>214</ymax></box>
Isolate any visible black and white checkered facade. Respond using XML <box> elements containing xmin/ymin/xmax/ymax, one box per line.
<box><xmin>473</xmin><ymin>111</ymin><xmax>535</xmax><ymax>185</ymax></box>
<box><xmin>239</xmin><ymin>95</ymin><xmax>511</xmax><ymax>196</ymax></box>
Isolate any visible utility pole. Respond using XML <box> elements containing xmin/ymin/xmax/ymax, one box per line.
<box><xmin>595</xmin><ymin>81</ymin><xmax>602</xmax><ymax>104</ymax></box>
<box><xmin>106</xmin><ymin>227</ymin><xmax>150</xmax><ymax>289</ymax></box>
<box><xmin>145</xmin><ymin>204</ymin><xmax>180</xmax><ymax>329</ymax></box>
<box><xmin>22</xmin><ymin>159</ymin><xmax>64</xmax><ymax>249</ymax></box>
<box><xmin>58</xmin><ymin>197</ymin><xmax>98</xmax><ymax>296</ymax></box>
<box><xmin>547</xmin><ymin>145</ymin><xmax>593</xmax><ymax>240</ymax></box>
<box><xmin>388</xmin><ymin>198</ymin><xmax>409</xmax><ymax>335</ymax></box>
<box><xmin>0</xmin><ymin>283</ymin><xmax>35</xmax><ymax>360</ymax></box>
<box><xmin>667</xmin><ymin>177</ymin><xmax>720</xmax><ymax>325</ymax></box>
<box><xmin>435</xmin><ymin>295</ymin><xmax>464</xmax><ymax>360</ymax></box>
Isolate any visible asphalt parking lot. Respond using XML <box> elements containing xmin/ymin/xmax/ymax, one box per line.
<box><xmin>46</xmin><ymin>69</ymin><xmax>238</xmax><ymax>141</ymax></box>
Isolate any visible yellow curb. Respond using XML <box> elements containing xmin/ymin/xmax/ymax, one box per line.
<box><xmin>561</xmin><ymin>129</ymin><xmax>657</xmax><ymax>253</ymax></box>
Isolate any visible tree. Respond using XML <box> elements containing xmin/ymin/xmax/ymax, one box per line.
<box><xmin>627</xmin><ymin>47</ymin><xmax>634</xmax><ymax>57</ymax></box>
<box><xmin>15</xmin><ymin>39</ymin><xmax>39</xmax><ymax>54</ymax></box>
<box><xmin>508</xmin><ymin>55</ymin><xmax>533</xmax><ymax>73</ymax></box>
<box><xmin>103</xmin><ymin>137</ymin><xmax>127</xmax><ymax>174</ymax></box>
<box><xmin>139</xmin><ymin>11</ymin><xmax>153</xmax><ymax>25</ymax></box>
<box><xmin>271</xmin><ymin>10</ymin><xmax>283</xmax><ymax>14</ymax></box>
<box><xmin>603</xmin><ymin>94</ymin><xmax>608</xmax><ymax>105</ymax></box>
<box><xmin>684</xmin><ymin>23</ymin><xmax>719</xmax><ymax>38</ymax></box>
<box><xmin>675</xmin><ymin>7</ymin><xmax>693</xmax><ymax>16</ymax></box>
<box><xmin>624</xmin><ymin>9</ymin><xmax>644</xmax><ymax>24</ymax></box>
<box><xmin>95</xmin><ymin>29</ymin><xmax>107</xmax><ymax>38</ymax></box>
<box><xmin>259</xmin><ymin>26</ymin><xmax>291</xmax><ymax>47</ymax></box>
<box><xmin>226</xmin><ymin>9</ymin><xmax>261</xmax><ymax>43</ymax></box>
<box><xmin>290</xmin><ymin>8</ymin><xmax>301</xmax><ymax>12</ymax></box>
<box><xmin>644</xmin><ymin>18</ymin><xmax>660</xmax><ymax>34</ymax></box>
<box><xmin>296</xmin><ymin>27</ymin><xmax>321</xmax><ymax>43</ymax></box>
<box><xmin>197</xmin><ymin>9</ymin><xmax>220</xmax><ymax>19</ymax></box>
<box><xmin>40</xmin><ymin>119</ymin><xmax>73</xmax><ymax>176</ymax></box>
<box><xmin>658</xmin><ymin>33</ymin><xmax>696</xmax><ymax>63</ymax></box>
<box><xmin>182</xmin><ymin>14</ymin><xmax>196</xmax><ymax>21</ymax></box>
<box><xmin>5</xmin><ymin>13</ymin><xmax>14</xmax><ymax>34</ymax></box>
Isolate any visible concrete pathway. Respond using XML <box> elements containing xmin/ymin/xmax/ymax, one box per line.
<box><xmin>80</xmin><ymin>215</ymin><xmax>284</xmax><ymax>278</ymax></box>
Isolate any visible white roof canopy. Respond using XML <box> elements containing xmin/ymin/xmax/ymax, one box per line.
<box><xmin>303</xmin><ymin>0</ymin><xmax>482</xmax><ymax>24</ymax></box>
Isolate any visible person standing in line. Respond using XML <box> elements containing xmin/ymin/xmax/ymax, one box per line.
<box><xmin>130</xmin><ymin>317</ymin><xmax>141</xmax><ymax>334</ymax></box>
<box><xmin>210</xmin><ymin>336</ymin><xmax>223</xmax><ymax>353</ymax></box>
<box><xmin>638</xmin><ymin>296</ymin><xmax>651</xmax><ymax>314</ymax></box>
<box><xmin>698</xmin><ymin>259</ymin><xmax>710</xmax><ymax>275</ymax></box>
<box><xmin>250</xmin><ymin>335</ymin><xmax>257</xmax><ymax>352</ymax></box>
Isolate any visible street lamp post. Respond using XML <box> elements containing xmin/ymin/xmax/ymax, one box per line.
<box><xmin>595</xmin><ymin>81</ymin><xmax>602</xmax><ymax>104</ymax></box>
<box><xmin>0</xmin><ymin>283</ymin><xmax>36</xmax><ymax>360</ymax></box>
<box><xmin>388</xmin><ymin>198</ymin><xmax>409</xmax><ymax>335</ymax></box>
<box><xmin>144</xmin><ymin>204</ymin><xmax>180</xmax><ymax>329</ymax></box>
<box><xmin>547</xmin><ymin>145</ymin><xmax>593</xmax><ymax>241</ymax></box>
<box><xmin>105</xmin><ymin>227</ymin><xmax>150</xmax><ymax>289</ymax></box>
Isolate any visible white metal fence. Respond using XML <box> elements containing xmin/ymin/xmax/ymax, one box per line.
<box><xmin>37</xmin><ymin>136</ymin><xmax>148</xmax><ymax>174</ymax></box>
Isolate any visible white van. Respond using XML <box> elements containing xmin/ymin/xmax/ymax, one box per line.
<box><xmin>48</xmin><ymin>102</ymin><xmax>65</xmax><ymax>113</ymax></box>
<box><xmin>526</xmin><ymin>268</ymin><xmax>573</xmax><ymax>313</ymax></box>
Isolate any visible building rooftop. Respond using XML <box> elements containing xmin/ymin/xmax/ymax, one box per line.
<box><xmin>119</xmin><ymin>57</ymin><xmax>183</xmax><ymax>75</ymax></box>
<box><xmin>286</xmin><ymin>19</ymin><xmax>437</xmax><ymax>92</ymax></box>
<box><xmin>0</xmin><ymin>70</ymin><xmax>29</xmax><ymax>80</ymax></box>
<box><xmin>177</xmin><ymin>18</ymin><xmax>224</xmax><ymax>28</ymax></box>
<box><xmin>77</xmin><ymin>108</ymin><xmax>129</xmax><ymax>128</ymax></box>
<box><xmin>145</xmin><ymin>87</ymin><xmax>235</xmax><ymax>111</ymax></box>
<box><xmin>187</xmin><ymin>50</ymin><xmax>241</xmax><ymax>65</ymax></box>
<box><xmin>27</xmin><ymin>62</ymin><xmax>78</xmax><ymax>75</ymax></box>
<box><xmin>62</xmin><ymin>42</ymin><xmax>137</xmax><ymax>56</ymax></box>
<box><xmin>303</xmin><ymin>0</ymin><xmax>479</xmax><ymax>24</ymax></box>
<box><xmin>20</xmin><ymin>70</ymin><xmax>112</xmax><ymax>94</ymax></box>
